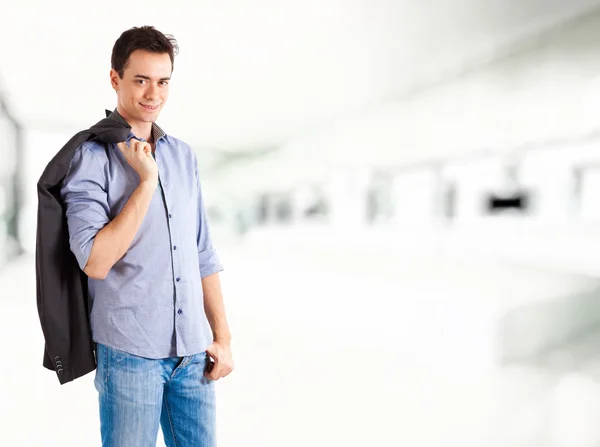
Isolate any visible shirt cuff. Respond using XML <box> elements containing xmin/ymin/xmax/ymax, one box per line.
<box><xmin>198</xmin><ymin>248</ymin><xmax>224</xmax><ymax>278</ymax></box>
<box><xmin>71</xmin><ymin>237</ymin><xmax>94</xmax><ymax>272</ymax></box>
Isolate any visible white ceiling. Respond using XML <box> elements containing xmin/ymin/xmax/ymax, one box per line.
<box><xmin>2</xmin><ymin>0</ymin><xmax>600</xmax><ymax>151</ymax></box>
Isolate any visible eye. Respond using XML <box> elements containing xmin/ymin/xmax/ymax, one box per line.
<box><xmin>159</xmin><ymin>81</ymin><xmax>169</xmax><ymax>86</ymax></box>
<box><xmin>136</xmin><ymin>79</ymin><xmax>147</xmax><ymax>85</ymax></box>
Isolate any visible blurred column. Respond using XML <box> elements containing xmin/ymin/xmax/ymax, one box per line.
<box><xmin>0</xmin><ymin>89</ymin><xmax>23</xmax><ymax>268</ymax></box>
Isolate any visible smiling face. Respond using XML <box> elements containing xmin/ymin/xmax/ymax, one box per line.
<box><xmin>110</xmin><ymin>49</ymin><xmax>172</xmax><ymax>130</ymax></box>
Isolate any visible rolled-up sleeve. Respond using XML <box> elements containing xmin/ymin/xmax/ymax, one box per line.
<box><xmin>60</xmin><ymin>144</ymin><xmax>110</xmax><ymax>271</ymax></box>
<box><xmin>194</xmin><ymin>153</ymin><xmax>224</xmax><ymax>278</ymax></box>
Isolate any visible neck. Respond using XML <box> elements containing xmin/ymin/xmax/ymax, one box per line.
<box><xmin>131</xmin><ymin>124</ymin><xmax>153</xmax><ymax>142</ymax></box>
<box><xmin>116</xmin><ymin>106</ymin><xmax>153</xmax><ymax>141</ymax></box>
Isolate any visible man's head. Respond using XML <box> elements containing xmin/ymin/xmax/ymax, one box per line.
<box><xmin>110</xmin><ymin>26</ymin><xmax>178</xmax><ymax>126</ymax></box>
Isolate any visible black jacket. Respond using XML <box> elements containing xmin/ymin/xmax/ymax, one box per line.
<box><xmin>36</xmin><ymin>110</ymin><xmax>131</xmax><ymax>385</ymax></box>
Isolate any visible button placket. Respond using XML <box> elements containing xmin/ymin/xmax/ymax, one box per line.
<box><xmin>153</xmin><ymin>156</ymin><xmax>181</xmax><ymax>325</ymax></box>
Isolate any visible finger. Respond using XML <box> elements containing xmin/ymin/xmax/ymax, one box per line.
<box><xmin>116</xmin><ymin>142</ymin><xmax>128</xmax><ymax>152</ymax></box>
<box><xmin>209</xmin><ymin>367</ymin><xmax>223</xmax><ymax>381</ymax></box>
<box><xmin>137</xmin><ymin>143</ymin><xmax>150</xmax><ymax>158</ymax></box>
<box><xmin>130</xmin><ymin>138</ymin><xmax>148</xmax><ymax>152</ymax></box>
<box><xmin>205</xmin><ymin>368</ymin><xmax>216</xmax><ymax>380</ymax></box>
<box><xmin>208</xmin><ymin>359</ymin><xmax>223</xmax><ymax>381</ymax></box>
<box><xmin>141</xmin><ymin>142</ymin><xmax>152</xmax><ymax>155</ymax></box>
<box><xmin>206</xmin><ymin>358</ymin><xmax>218</xmax><ymax>379</ymax></box>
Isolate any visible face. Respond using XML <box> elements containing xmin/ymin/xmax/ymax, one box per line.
<box><xmin>110</xmin><ymin>49</ymin><xmax>172</xmax><ymax>126</ymax></box>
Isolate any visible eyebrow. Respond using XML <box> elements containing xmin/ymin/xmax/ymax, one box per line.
<box><xmin>134</xmin><ymin>74</ymin><xmax>171</xmax><ymax>81</ymax></box>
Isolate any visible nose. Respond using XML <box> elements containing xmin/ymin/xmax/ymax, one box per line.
<box><xmin>144</xmin><ymin>84</ymin><xmax>158</xmax><ymax>101</ymax></box>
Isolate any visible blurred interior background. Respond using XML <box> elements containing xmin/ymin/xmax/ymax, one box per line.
<box><xmin>4</xmin><ymin>0</ymin><xmax>600</xmax><ymax>445</ymax></box>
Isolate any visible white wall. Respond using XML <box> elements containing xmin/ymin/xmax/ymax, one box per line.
<box><xmin>278</xmin><ymin>11</ymin><xmax>600</xmax><ymax>169</ymax></box>
<box><xmin>219</xmin><ymin>10</ymin><xmax>600</xmax><ymax>215</ymax></box>
<box><xmin>217</xmin><ymin>10</ymin><xmax>600</xmax><ymax>275</ymax></box>
<box><xmin>19</xmin><ymin>126</ymin><xmax>80</xmax><ymax>253</ymax></box>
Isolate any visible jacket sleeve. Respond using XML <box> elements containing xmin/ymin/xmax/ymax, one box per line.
<box><xmin>60</xmin><ymin>144</ymin><xmax>110</xmax><ymax>271</ymax></box>
<box><xmin>194</xmin><ymin>151</ymin><xmax>224</xmax><ymax>278</ymax></box>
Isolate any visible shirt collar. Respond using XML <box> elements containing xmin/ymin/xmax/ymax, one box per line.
<box><xmin>107</xmin><ymin>108</ymin><xmax>167</xmax><ymax>142</ymax></box>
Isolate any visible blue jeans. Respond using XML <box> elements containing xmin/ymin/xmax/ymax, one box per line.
<box><xmin>94</xmin><ymin>343</ymin><xmax>216</xmax><ymax>447</ymax></box>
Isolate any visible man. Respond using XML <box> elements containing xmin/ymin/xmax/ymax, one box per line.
<box><xmin>60</xmin><ymin>26</ymin><xmax>233</xmax><ymax>446</ymax></box>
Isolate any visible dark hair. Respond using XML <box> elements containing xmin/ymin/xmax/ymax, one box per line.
<box><xmin>111</xmin><ymin>26</ymin><xmax>179</xmax><ymax>78</ymax></box>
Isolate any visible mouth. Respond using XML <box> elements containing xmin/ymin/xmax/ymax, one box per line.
<box><xmin>139</xmin><ymin>103</ymin><xmax>160</xmax><ymax>111</ymax></box>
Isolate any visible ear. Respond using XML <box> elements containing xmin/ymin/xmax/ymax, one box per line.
<box><xmin>110</xmin><ymin>69</ymin><xmax>120</xmax><ymax>92</ymax></box>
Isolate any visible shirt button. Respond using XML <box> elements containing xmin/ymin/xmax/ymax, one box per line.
<box><xmin>177</xmin><ymin>309</ymin><xmax>183</xmax><ymax>315</ymax></box>
<box><xmin>173</xmin><ymin>246</ymin><xmax>177</xmax><ymax>250</ymax></box>
<box><xmin>176</xmin><ymin>277</ymin><xmax>180</xmax><ymax>282</ymax></box>
<box><xmin>168</xmin><ymin>214</ymin><xmax>172</xmax><ymax>218</ymax></box>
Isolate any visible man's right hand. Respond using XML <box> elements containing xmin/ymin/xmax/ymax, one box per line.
<box><xmin>116</xmin><ymin>139</ymin><xmax>159</xmax><ymax>185</ymax></box>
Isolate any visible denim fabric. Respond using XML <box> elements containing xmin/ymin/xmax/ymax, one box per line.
<box><xmin>94</xmin><ymin>343</ymin><xmax>216</xmax><ymax>447</ymax></box>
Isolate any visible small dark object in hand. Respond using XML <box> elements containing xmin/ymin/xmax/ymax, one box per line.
<box><xmin>205</xmin><ymin>356</ymin><xmax>215</xmax><ymax>374</ymax></box>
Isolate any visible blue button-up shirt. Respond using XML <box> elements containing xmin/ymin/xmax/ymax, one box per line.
<box><xmin>60</xmin><ymin>110</ymin><xmax>223</xmax><ymax>359</ymax></box>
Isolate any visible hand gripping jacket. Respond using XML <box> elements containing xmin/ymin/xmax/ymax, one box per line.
<box><xmin>36</xmin><ymin>110</ymin><xmax>131</xmax><ymax>384</ymax></box>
